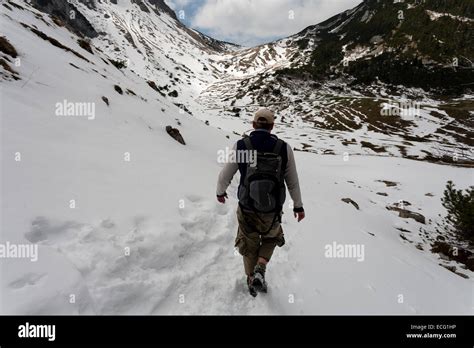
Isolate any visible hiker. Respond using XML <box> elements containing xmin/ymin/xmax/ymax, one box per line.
<box><xmin>216</xmin><ymin>108</ymin><xmax>305</xmax><ymax>297</ymax></box>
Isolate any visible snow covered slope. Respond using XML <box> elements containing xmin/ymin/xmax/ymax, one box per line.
<box><xmin>25</xmin><ymin>0</ymin><xmax>238</xmax><ymax>114</ymax></box>
<box><xmin>1</xmin><ymin>0</ymin><xmax>473</xmax><ymax>315</ymax></box>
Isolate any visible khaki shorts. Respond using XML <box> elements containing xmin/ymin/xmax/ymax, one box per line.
<box><xmin>235</xmin><ymin>206</ymin><xmax>285</xmax><ymax>262</ymax></box>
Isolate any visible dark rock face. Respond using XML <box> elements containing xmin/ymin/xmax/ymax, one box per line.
<box><xmin>77</xmin><ymin>0</ymin><xmax>97</xmax><ymax>10</ymax></box>
<box><xmin>131</xmin><ymin>0</ymin><xmax>150</xmax><ymax>13</ymax></box>
<box><xmin>29</xmin><ymin>0</ymin><xmax>98</xmax><ymax>38</ymax></box>
<box><xmin>166</xmin><ymin>126</ymin><xmax>186</xmax><ymax>145</ymax></box>
<box><xmin>148</xmin><ymin>0</ymin><xmax>178</xmax><ymax>20</ymax></box>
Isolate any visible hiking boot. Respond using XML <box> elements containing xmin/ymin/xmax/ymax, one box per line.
<box><xmin>247</xmin><ymin>275</ymin><xmax>257</xmax><ymax>297</ymax></box>
<box><xmin>252</xmin><ymin>263</ymin><xmax>267</xmax><ymax>293</ymax></box>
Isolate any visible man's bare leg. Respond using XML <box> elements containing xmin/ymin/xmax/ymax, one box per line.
<box><xmin>258</xmin><ymin>257</ymin><xmax>268</xmax><ymax>265</ymax></box>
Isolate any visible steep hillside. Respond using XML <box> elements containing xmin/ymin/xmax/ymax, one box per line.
<box><xmin>23</xmin><ymin>0</ymin><xmax>238</xmax><ymax>114</ymax></box>
<box><xmin>198</xmin><ymin>0</ymin><xmax>474</xmax><ymax>166</ymax></box>
<box><xmin>282</xmin><ymin>0</ymin><xmax>474</xmax><ymax>91</ymax></box>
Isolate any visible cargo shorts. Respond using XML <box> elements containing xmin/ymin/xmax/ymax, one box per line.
<box><xmin>235</xmin><ymin>206</ymin><xmax>285</xmax><ymax>269</ymax></box>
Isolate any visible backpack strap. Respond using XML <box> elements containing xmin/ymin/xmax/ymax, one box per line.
<box><xmin>273</xmin><ymin>139</ymin><xmax>286</xmax><ymax>185</ymax></box>
<box><xmin>273</xmin><ymin>139</ymin><xmax>283</xmax><ymax>155</ymax></box>
<box><xmin>243</xmin><ymin>137</ymin><xmax>253</xmax><ymax>151</ymax></box>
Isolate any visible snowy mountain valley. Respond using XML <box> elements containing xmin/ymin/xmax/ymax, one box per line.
<box><xmin>0</xmin><ymin>0</ymin><xmax>473</xmax><ymax>315</ymax></box>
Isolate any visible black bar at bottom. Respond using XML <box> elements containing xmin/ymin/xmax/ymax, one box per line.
<box><xmin>0</xmin><ymin>315</ymin><xmax>472</xmax><ymax>346</ymax></box>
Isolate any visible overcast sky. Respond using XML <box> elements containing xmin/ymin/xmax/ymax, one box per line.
<box><xmin>164</xmin><ymin>0</ymin><xmax>362</xmax><ymax>46</ymax></box>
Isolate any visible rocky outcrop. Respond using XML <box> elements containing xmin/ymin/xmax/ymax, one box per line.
<box><xmin>0</xmin><ymin>36</ymin><xmax>18</xmax><ymax>58</ymax></box>
<box><xmin>166</xmin><ymin>126</ymin><xmax>186</xmax><ymax>145</ymax></box>
<box><xmin>386</xmin><ymin>205</ymin><xmax>426</xmax><ymax>224</ymax></box>
<box><xmin>29</xmin><ymin>0</ymin><xmax>98</xmax><ymax>38</ymax></box>
<box><xmin>431</xmin><ymin>241</ymin><xmax>474</xmax><ymax>272</ymax></box>
<box><xmin>341</xmin><ymin>198</ymin><xmax>360</xmax><ymax>210</ymax></box>
<box><xmin>148</xmin><ymin>0</ymin><xmax>178</xmax><ymax>20</ymax></box>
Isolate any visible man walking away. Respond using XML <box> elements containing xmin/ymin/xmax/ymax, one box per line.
<box><xmin>216</xmin><ymin>108</ymin><xmax>305</xmax><ymax>297</ymax></box>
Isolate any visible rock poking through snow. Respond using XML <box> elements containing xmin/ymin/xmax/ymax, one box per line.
<box><xmin>342</xmin><ymin>198</ymin><xmax>360</xmax><ymax>210</ymax></box>
<box><xmin>387</xmin><ymin>206</ymin><xmax>426</xmax><ymax>224</ymax></box>
<box><xmin>166</xmin><ymin>126</ymin><xmax>186</xmax><ymax>145</ymax></box>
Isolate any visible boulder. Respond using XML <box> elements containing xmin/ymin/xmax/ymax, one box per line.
<box><xmin>387</xmin><ymin>205</ymin><xmax>425</xmax><ymax>224</ymax></box>
<box><xmin>166</xmin><ymin>126</ymin><xmax>185</xmax><ymax>145</ymax></box>
<box><xmin>341</xmin><ymin>198</ymin><xmax>360</xmax><ymax>210</ymax></box>
<box><xmin>168</xmin><ymin>90</ymin><xmax>179</xmax><ymax>98</ymax></box>
<box><xmin>398</xmin><ymin>210</ymin><xmax>425</xmax><ymax>224</ymax></box>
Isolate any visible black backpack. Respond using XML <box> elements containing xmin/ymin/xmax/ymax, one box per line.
<box><xmin>238</xmin><ymin>136</ymin><xmax>286</xmax><ymax>214</ymax></box>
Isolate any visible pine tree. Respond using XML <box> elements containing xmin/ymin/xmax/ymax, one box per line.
<box><xmin>441</xmin><ymin>181</ymin><xmax>474</xmax><ymax>242</ymax></box>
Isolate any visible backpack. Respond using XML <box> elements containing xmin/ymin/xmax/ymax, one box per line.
<box><xmin>238</xmin><ymin>136</ymin><xmax>286</xmax><ymax>214</ymax></box>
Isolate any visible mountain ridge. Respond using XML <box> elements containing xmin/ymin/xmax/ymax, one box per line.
<box><xmin>1</xmin><ymin>0</ymin><xmax>473</xmax><ymax>165</ymax></box>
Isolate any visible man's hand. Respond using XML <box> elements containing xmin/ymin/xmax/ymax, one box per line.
<box><xmin>217</xmin><ymin>193</ymin><xmax>228</xmax><ymax>204</ymax></box>
<box><xmin>293</xmin><ymin>209</ymin><xmax>305</xmax><ymax>222</ymax></box>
